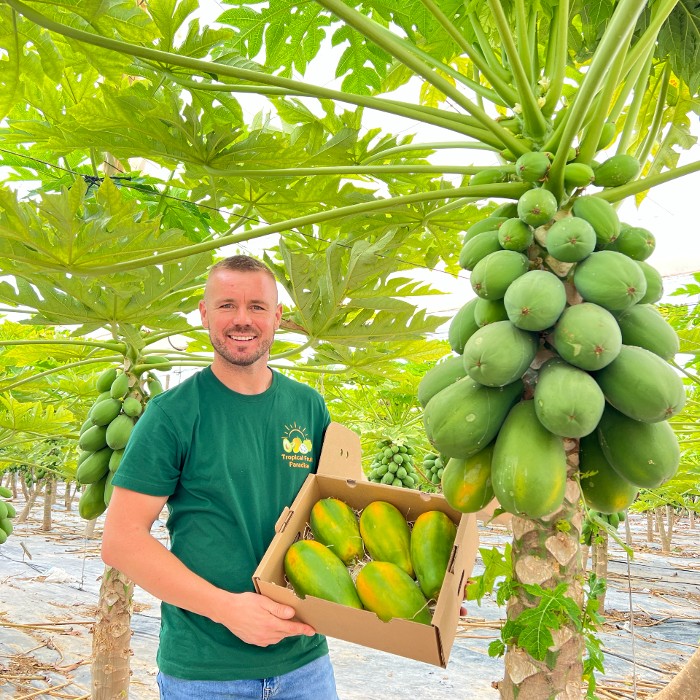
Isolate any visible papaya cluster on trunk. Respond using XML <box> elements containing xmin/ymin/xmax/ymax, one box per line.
<box><xmin>77</xmin><ymin>361</ymin><xmax>166</xmax><ymax>520</ymax></box>
<box><xmin>366</xmin><ymin>438</ymin><xmax>420</xmax><ymax>489</ymax></box>
<box><xmin>284</xmin><ymin>498</ymin><xmax>458</xmax><ymax>624</ymax></box>
<box><xmin>421</xmin><ymin>155</ymin><xmax>684</xmax><ymax>519</ymax></box>
<box><xmin>0</xmin><ymin>486</ymin><xmax>17</xmax><ymax>545</ymax></box>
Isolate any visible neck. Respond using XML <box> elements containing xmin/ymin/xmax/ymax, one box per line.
<box><xmin>210</xmin><ymin>358</ymin><xmax>273</xmax><ymax>395</ymax></box>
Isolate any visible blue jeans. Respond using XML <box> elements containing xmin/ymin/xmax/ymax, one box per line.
<box><xmin>156</xmin><ymin>654</ymin><xmax>339</xmax><ymax>699</ymax></box>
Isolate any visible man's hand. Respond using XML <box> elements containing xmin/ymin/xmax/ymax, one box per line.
<box><xmin>221</xmin><ymin>591</ymin><xmax>316</xmax><ymax>647</ymax></box>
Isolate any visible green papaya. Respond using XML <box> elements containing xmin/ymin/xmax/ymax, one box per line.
<box><xmin>564</xmin><ymin>163</ymin><xmax>595</xmax><ymax>189</ymax></box>
<box><xmin>104</xmin><ymin>471</ymin><xmax>115</xmax><ymax>506</ymax></box>
<box><xmin>0</xmin><ymin>486</ymin><xmax>12</xmax><ymax>498</ymax></box>
<box><xmin>309</xmin><ymin>497</ymin><xmax>364</xmax><ymax>565</ymax></box>
<box><xmin>573</xmin><ymin>250</ymin><xmax>647</xmax><ymax>311</ymax></box>
<box><xmin>497</xmin><ymin>218</ymin><xmax>534</xmax><ymax>252</ymax></box>
<box><xmin>491</xmin><ymin>401</ymin><xmax>567</xmax><ymax>518</ymax></box>
<box><xmin>469</xmin><ymin>167</ymin><xmax>514</xmax><ymax>186</ymax></box>
<box><xmin>615</xmin><ymin>304</ymin><xmax>679</xmax><ymax>360</ymax></box>
<box><xmin>417</xmin><ymin>355</ymin><xmax>467</xmax><ymax>408</ymax></box>
<box><xmin>503</xmin><ymin>270</ymin><xmax>567</xmax><ymax>331</ymax></box>
<box><xmin>593</xmin><ymin>154</ymin><xmax>641</xmax><ymax>188</ymax></box>
<box><xmin>96</xmin><ymin>367</ymin><xmax>118</xmax><ymax>393</ymax></box>
<box><xmin>355</xmin><ymin>561</ymin><xmax>431</xmax><ymax>624</ymax></box>
<box><xmin>106</xmin><ymin>414</ymin><xmax>136</xmax><ymax>450</ymax></box>
<box><xmin>517</xmin><ymin>188</ymin><xmax>558</xmax><ymax>227</ymax></box>
<box><xmin>571</xmin><ymin>196</ymin><xmax>621</xmax><ymax>247</ymax></box>
<box><xmin>89</xmin><ymin>398</ymin><xmax>123</xmax><ymax>427</ymax></box>
<box><xmin>284</xmin><ymin>540</ymin><xmax>363</xmax><ymax>608</ymax></box>
<box><xmin>474</xmin><ymin>298</ymin><xmax>509</xmax><ymax>327</ymax></box>
<box><xmin>441</xmin><ymin>444</ymin><xmax>495</xmax><ymax>513</ymax></box>
<box><xmin>76</xmin><ymin>447</ymin><xmax>112</xmax><ymax>485</ymax></box>
<box><xmin>607</xmin><ymin>225</ymin><xmax>655</xmax><ymax>261</ymax></box>
<box><xmin>579</xmin><ymin>433</ymin><xmax>638</xmax><ymax>514</ymax></box>
<box><xmin>491</xmin><ymin>202</ymin><xmax>519</xmax><ymax>218</ymax></box>
<box><xmin>410</xmin><ymin>511</ymin><xmax>457</xmax><ymax>600</ymax></box>
<box><xmin>515</xmin><ymin>152</ymin><xmax>551</xmax><ymax>183</ymax></box>
<box><xmin>78</xmin><ymin>424</ymin><xmax>108</xmax><ymax>452</ymax></box>
<box><xmin>597</xmin><ymin>406</ymin><xmax>680</xmax><ymax>488</ymax></box>
<box><xmin>534</xmin><ymin>359</ymin><xmax>605</xmax><ymax>438</ymax></box>
<box><xmin>470</xmin><ymin>250</ymin><xmax>530</xmax><ymax>300</ymax></box>
<box><xmin>359</xmin><ymin>501</ymin><xmax>413</xmax><ymax>577</ymax></box>
<box><xmin>594</xmin><ymin>345</ymin><xmax>685</xmax><ymax>423</ymax></box>
<box><xmin>423</xmin><ymin>377</ymin><xmax>523</xmax><ymax>459</ymax></box>
<box><xmin>122</xmin><ymin>397</ymin><xmax>143</xmax><ymax>418</ymax></box>
<box><xmin>109</xmin><ymin>449</ymin><xmax>124</xmax><ymax>473</ymax></box>
<box><xmin>596</xmin><ymin>121</ymin><xmax>617</xmax><ymax>151</ymax></box>
<box><xmin>110</xmin><ymin>372</ymin><xmax>130</xmax><ymax>400</ymax></box>
<box><xmin>459</xmin><ymin>230</ymin><xmax>502</xmax><ymax>271</ymax></box>
<box><xmin>79</xmin><ymin>474</ymin><xmax>109</xmax><ymax>520</ymax></box>
<box><xmin>545</xmin><ymin>216</ymin><xmax>597</xmax><ymax>263</ymax></box>
<box><xmin>636</xmin><ymin>260</ymin><xmax>664</xmax><ymax>304</ymax></box>
<box><xmin>462</xmin><ymin>321</ymin><xmax>538</xmax><ymax>387</ymax></box>
<box><xmin>552</xmin><ymin>302</ymin><xmax>622</xmax><ymax>370</ymax></box>
<box><xmin>463</xmin><ymin>217</ymin><xmax>508</xmax><ymax>243</ymax></box>
<box><xmin>448</xmin><ymin>298</ymin><xmax>480</xmax><ymax>354</ymax></box>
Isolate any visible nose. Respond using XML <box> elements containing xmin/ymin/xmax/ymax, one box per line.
<box><xmin>230</xmin><ymin>306</ymin><xmax>253</xmax><ymax>326</ymax></box>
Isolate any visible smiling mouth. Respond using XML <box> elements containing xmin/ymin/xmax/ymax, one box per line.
<box><xmin>229</xmin><ymin>335</ymin><xmax>255</xmax><ymax>342</ymax></box>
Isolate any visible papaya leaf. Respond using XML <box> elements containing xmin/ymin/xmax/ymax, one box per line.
<box><xmin>657</xmin><ymin>0</ymin><xmax>700</xmax><ymax>95</ymax></box>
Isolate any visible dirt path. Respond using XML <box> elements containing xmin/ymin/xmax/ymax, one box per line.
<box><xmin>1</xmin><ymin>487</ymin><xmax>698</xmax><ymax>699</ymax></box>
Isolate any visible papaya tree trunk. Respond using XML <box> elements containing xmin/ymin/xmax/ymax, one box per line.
<box><xmin>591</xmin><ymin>531</ymin><xmax>608</xmax><ymax>613</ymax></box>
<box><xmin>85</xmin><ymin>515</ymin><xmax>98</xmax><ymax>539</ymax></box>
<box><xmin>654</xmin><ymin>647</ymin><xmax>700</xmax><ymax>699</ymax></box>
<box><xmin>18</xmin><ymin>480</ymin><xmax>44</xmax><ymax>523</ymax></box>
<box><xmin>20</xmin><ymin>473</ymin><xmax>29</xmax><ymax>501</ymax></box>
<box><xmin>646</xmin><ymin>511</ymin><xmax>654</xmax><ymax>542</ymax></box>
<box><xmin>656</xmin><ymin>506</ymin><xmax>673</xmax><ymax>553</ymax></box>
<box><xmin>624</xmin><ymin>515</ymin><xmax>632</xmax><ymax>547</ymax></box>
<box><xmin>92</xmin><ymin>565</ymin><xmax>134</xmax><ymax>699</ymax></box>
<box><xmin>64</xmin><ymin>481</ymin><xmax>73</xmax><ymax>511</ymax></box>
<box><xmin>41</xmin><ymin>477</ymin><xmax>54</xmax><ymax>531</ymax></box>
<box><xmin>499</xmin><ymin>445</ymin><xmax>583</xmax><ymax>700</ymax></box>
<box><xmin>690</xmin><ymin>509</ymin><xmax>695</xmax><ymax>530</ymax></box>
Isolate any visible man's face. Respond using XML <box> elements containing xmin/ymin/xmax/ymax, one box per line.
<box><xmin>199</xmin><ymin>269</ymin><xmax>282</xmax><ymax>368</ymax></box>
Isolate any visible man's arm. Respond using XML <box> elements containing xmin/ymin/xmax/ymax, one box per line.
<box><xmin>101</xmin><ymin>485</ymin><xmax>316</xmax><ymax>647</ymax></box>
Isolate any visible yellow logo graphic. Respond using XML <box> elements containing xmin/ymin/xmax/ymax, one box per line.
<box><xmin>282</xmin><ymin>424</ymin><xmax>313</xmax><ymax>454</ymax></box>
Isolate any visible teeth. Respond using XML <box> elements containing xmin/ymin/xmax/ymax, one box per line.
<box><xmin>230</xmin><ymin>335</ymin><xmax>254</xmax><ymax>341</ymax></box>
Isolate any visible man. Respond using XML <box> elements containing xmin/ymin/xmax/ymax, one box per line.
<box><xmin>102</xmin><ymin>255</ymin><xmax>337</xmax><ymax>699</ymax></box>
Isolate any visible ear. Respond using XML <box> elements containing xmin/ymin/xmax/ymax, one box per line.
<box><xmin>274</xmin><ymin>303</ymin><xmax>283</xmax><ymax>330</ymax></box>
<box><xmin>199</xmin><ymin>299</ymin><xmax>209</xmax><ymax>329</ymax></box>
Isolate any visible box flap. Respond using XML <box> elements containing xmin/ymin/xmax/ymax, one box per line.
<box><xmin>317</xmin><ymin>422</ymin><xmax>363</xmax><ymax>480</ymax></box>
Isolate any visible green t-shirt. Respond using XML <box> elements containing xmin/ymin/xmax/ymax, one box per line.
<box><xmin>111</xmin><ymin>366</ymin><xmax>331</xmax><ymax>680</ymax></box>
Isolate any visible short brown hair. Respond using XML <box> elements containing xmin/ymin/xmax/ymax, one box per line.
<box><xmin>209</xmin><ymin>255</ymin><xmax>276</xmax><ymax>282</ymax></box>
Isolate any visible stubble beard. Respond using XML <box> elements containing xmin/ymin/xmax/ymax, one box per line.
<box><xmin>209</xmin><ymin>327</ymin><xmax>273</xmax><ymax>368</ymax></box>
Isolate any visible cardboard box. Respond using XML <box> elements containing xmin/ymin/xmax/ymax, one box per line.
<box><xmin>253</xmin><ymin>422</ymin><xmax>479</xmax><ymax>668</ymax></box>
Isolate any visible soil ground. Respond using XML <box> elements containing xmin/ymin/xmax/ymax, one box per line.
<box><xmin>1</xmin><ymin>485</ymin><xmax>698</xmax><ymax>699</ymax></box>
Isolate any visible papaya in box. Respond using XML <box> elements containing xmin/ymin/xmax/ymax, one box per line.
<box><xmin>252</xmin><ymin>422</ymin><xmax>479</xmax><ymax>668</ymax></box>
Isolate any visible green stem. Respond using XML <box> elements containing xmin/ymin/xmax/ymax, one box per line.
<box><xmin>617</xmin><ymin>53</ymin><xmax>652</xmax><ymax>155</ymax></box>
<box><xmin>542</xmin><ymin>0</ymin><xmax>569</xmax><ymax>118</ymax></box>
<box><xmin>593</xmin><ymin>160</ymin><xmax>700</xmax><ymax>203</ymax></box>
<box><xmin>203</xmin><ymin>164</ymin><xmax>490</xmax><ymax>178</ymax></box>
<box><xmin>0</xmin><ymin>338</ymin><xmax>125</xmax><ymax>352</ymax></box>
<box><xmin>609</xmin><ymin>42</ymin><xmax>654</xmax><ymax>124</ymax></box>
<box><xmin>467</xmin><ymin>13</ymin><xmax>513</xmax><ymax>85</ymax></box>
<box><xmin>0</xmin><ymin>356</ymin><xmax>123</xmax><ymax>392</ymax></box>
<box><xmin>419</xmin><ymin>0</ymin><xmax>518</xmax><ymax>104</ymax></box>
<box><xmin>64</xmin><ymin>182</ymin><xmax>532</xmax><ymax>276</ymax></box>
<box><xmin>269</xmin><ymin>364</ymin><xmax>347</xmax><ymax>375</ymax></box>
<box><xmin>635</xmin><ymin>63</ymin><xmax>671</xmax><ymax>166</ymax></box>
<box><xmin>514</xmin><ymin>0</ymin><xmax>534</xmax><ymax>86</ymax></box>
<box><xmin>360</xmin><ymin>141</ymin><xmax>499</xmax><ymax>164</ymax></box>
<box><xmin>315</xmin><ymin>0</ymin><xmax>528</xmax><ymax>155</ymax></box>
<box><xmin>424</xmin><ymin>197</ymin><xmax>482</xmax><ymax>220</ymax></box>
<box><xmin>271</xmin><ymin>340</ymin><xmax>316</xmax><ymax>362</ymax></box>
<box><xmin>546</xmin><ymin>0</ymin><xmax>648</xmax><ymax>201</ymax></box>
<box><xmin>5</xmin><ymin>0</ymin><xmax>483</xmax><ymax>141</ymax></box>
<box><xmin>486</xmin><ymin>0</ymin><xmax>547</xmax><ymax>140</ymax></box>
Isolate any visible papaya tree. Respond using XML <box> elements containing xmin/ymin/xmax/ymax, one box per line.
<box><xmin>2</xmin><ymin>0</ymin><xmax>700</xmax><ymax>698</ymax></box>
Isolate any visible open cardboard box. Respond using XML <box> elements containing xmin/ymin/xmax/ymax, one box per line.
<box><xmin>253</xmin><ymin>422</ymin><xmax>479</xmax><ymax>668</ymax></box>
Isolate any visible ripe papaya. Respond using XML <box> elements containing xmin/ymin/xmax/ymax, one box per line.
<box><xmin>96</xmin><ymin>367</ymin><xmax>118</xmax><ymax>393</ymax></box>
<box><xmin>474</xmin><ymin>298</ymin><xmax>509</xmax><ymax>327</ymax></box>
<box><xmin>417</xmin><ymin>355</ymin><xmax>467</xmax><ymax>408</ymax></box>
<box><xmin>615</xmin><ymin>304</ymin><xmax>679</xmax><ymax>360</ymax></box>
<box><xmin>79</xmin><ymin>474</ymin><xmax>109</xmax><ymax>520</ymax></box>
<box><xmin>76</xmin><ymin>447</ymin><xmax>112</xmax><ymax>485</ymax></box>
<box><xmin>462</xmin><ymin>321</ymin><xmax>538</xmax><ymax>387</ymax></box>
<box><xmin>423</xmin><ymin>377</ymin><xmax>522</xmax><ymax>458</ymax></box>
<box><xmin>497</xmin><ymin>218</ymin><xmax>534</xmax><ymax>252</ymax></box>
<box><xmin>463</xmin><ymin>217</ymin><xmax>508</xmax><ymax>243</ymax></box>
<box><xmin>410</xmin><ymin>511</ymin><xmax>457</xmax><ymax>600</ymax></box>
<box><xmin>78</xmin><ymin>424</ymin><xmax>108</xmax><ymax>452</ymax></box>
<box><xmin>491</xmin><ymin>401</ymin><xmax>567</xmax><ymax>519</ymax></box>
<box><xmin>355</xmin><ymin>561</ymin><xmax>431</xmax><ymax>624</ymax></box>
<box><xmin>594</xmin><ymin>345</ymin><xmax>685</xmax><ymax>423</ymax></box>
<box><xmin>636</xmin><ymin>261</ymin><xmax>663</xmax><ymax>304</ymax></box>
<box><xmin>503</xmin><ymin>270</ymin><xmax>567</xmax><ymax>331</ymax></box>
<box><xmin>359</xmin><ymin>501</ymin><xmax>413</xmax><ymax>577</ymax></box>
<box><xmin>517</xmin><ymin>188</ymin><xmax>558</xmax><ymax>227</ymax></box>
<box><xmin>110</xmin><ymin>372</ymin><xmax>130</xmax><ymax>400</ymax></box>
<box><xmin>571</xmin><ymin>196</ymin><xmax>621</xmax><ymax>247</ymax></box>
<box><xmin>564</xmin><ymin>163</ymin><xmax>595</xmax><ymax>189</ymax></box>
<box><xmin>106</xmin><ymin>414</ymin><xmax>136</xmax><ymax>450</ymax></box>
<box><xmin>515</xmin><ymin>152</ymin><xmax>551</xmax><ymax>183</ymax></box>
<box><xmin>441</xmin><ymin>444</ymin><xmax>495</xmax><ymax>513</ymax></box>
<box><xmin>573</xmin><ymin>250</ymin><xmax>647</xmax><ymax>311</ymax></box>
<box><xmin>552</xmin><ymin>302</ymin><xmax>622</xmax><ymax>370</ymax></box>
<box><xmin>607</xmin><ymin>225</ymin><xmax>655</xmax><ymax>261</ymax></box>
<box><xmin>309</xmin><ymin>497</ymin><xmax>364</xmax><ymax>565</ymax></box>
<box><xmin>284</xmin><ymin>540</ymin><xmax>363</xmax><ymax>608</ymax></box>
<box><xmin>448</xmin><ymin>298</ymin><xmax>480</xmax><ymax>354</ymax></box>
<box><xmin>597</xmin><ymin>406</ymin><xmax>680</xmax><ymax>488</ymax></box>
<box><xmin>534</xmin><ymin>359</ymin><xmax>605</xmax><ymax>438</ymax></box>
<box><xmin>89</xmin><ymin>398</ymin><xmax>123</xmax><ymax>427</ymax></box>
<box><xmin>459</xmin><ymin>230</ymin><xmax>502</xmax><ymax>271</ymax></box>
<box><xmin>579</xmin><ymin>433</ymin><xmax>638</xmax><ymax>514</ymax></box>
<box><xmin>470</xmin><ymin>250</ymin><xmax>530</xmax><ymax>300</ymax></box>
<box><xmin>545</xmin><ymin>216</ymin><xmax>596</xmax><ymax>263</ymax></box>
<box><xmin>593</xmin><ymin>154</ymin><xmax>641</xmax><ymax>188</ymax></box>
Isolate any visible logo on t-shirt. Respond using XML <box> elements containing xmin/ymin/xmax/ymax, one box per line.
<box><xmin>281</xmin><ymin>423</ymin><xmax>314</xmax><ymax>469</ymax></box>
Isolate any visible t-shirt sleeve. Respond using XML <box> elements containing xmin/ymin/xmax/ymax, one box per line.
<box><xmin>110</xmin><ymin>399</ymin><xmax>184</xmax><ymax>497</ymax></box>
